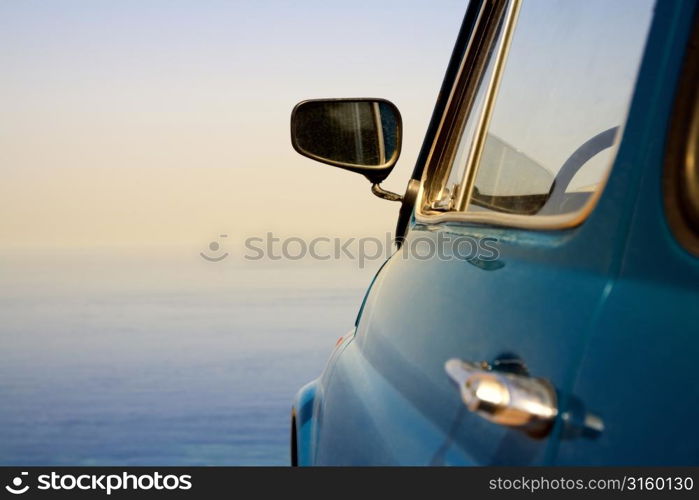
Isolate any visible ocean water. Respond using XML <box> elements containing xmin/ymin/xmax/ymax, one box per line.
<box><xmin>0</xmin><ymin>250</ymin><xmax>377</xmax><ymax>465</ymax></box>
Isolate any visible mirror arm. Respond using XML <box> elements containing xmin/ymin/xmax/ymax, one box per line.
<box><xmin>371</xmin><ymin>183</ymin><xmax>403</xmax><ymax>203</ymax></box>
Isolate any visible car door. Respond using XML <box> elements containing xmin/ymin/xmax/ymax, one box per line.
<box><xmin>311</xmin><ymin>0</ymin><xmax>657</xmax><ymax>465</ymax></box>
<box><xmin>556</xmin><ymin>1</ymin><xmax>699</xmax><ymax>465</ymax></box>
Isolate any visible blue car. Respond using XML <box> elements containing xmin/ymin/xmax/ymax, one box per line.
<box><xmin>289</xmin><ymin>0</ymin><xmax>699</xmax><ymax>465</ymax></box>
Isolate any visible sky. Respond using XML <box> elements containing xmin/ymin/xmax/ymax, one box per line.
<box><xmin>0</xmin><ymin>0</ymin><xmax>466</xmax><ymax>250</ymax></box>
<box><xmin>0</xmin><ymin>3</ymin><xmax>468</xmax><ymax>465</ymax></box>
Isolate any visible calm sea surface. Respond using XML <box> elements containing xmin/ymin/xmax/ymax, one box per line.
<box><xmin>0</xmin><ymin>249</ymin><xmax>377</xmax><ymax>465</ymax></box>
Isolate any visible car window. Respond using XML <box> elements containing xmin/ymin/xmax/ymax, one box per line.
<box><xmin>424</xmin><ymin>0</ymin><xmax>655</xmax><ymax>222</ymax></box>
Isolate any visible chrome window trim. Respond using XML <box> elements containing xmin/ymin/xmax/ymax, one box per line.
<box><xmin>415</xmin><ymin>0</ymin><xmax>633</xmax><ymax>231</ymax></box>
<box><xmin>663</xmin><ymin>10</ymin><xmax>699</xmax><ymax>256</ymax></box>
<box><xmin>417</xmin><ymin>0</ymin><xmax>503</xmax><ymax>209</ymax></box>
<box><xmin>415</xmin><ymin>179</ymin><xmax>609</xmax><ymax>230</ymax></box>
<box><xmin>455</xmin><ymin>0</ymin><xmax>521</xmax><ymax>211</ymax></box>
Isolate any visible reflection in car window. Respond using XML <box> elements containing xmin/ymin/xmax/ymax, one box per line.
<box><xmin>469</xmin><ymin>0</ymin><xmax>654</xmax><ymax>216</ymax></box>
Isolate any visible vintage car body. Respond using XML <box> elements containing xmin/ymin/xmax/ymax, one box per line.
<box><xmin>291</xmin><ymin>0</ymin><xmax>699</xmax><ymax>465</ymax></box>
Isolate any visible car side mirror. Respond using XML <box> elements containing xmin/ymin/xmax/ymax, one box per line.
<box><xmin>290</xmin><ymin>98</ymin><xmax>402</xmax><ymax>185</ymax></box>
